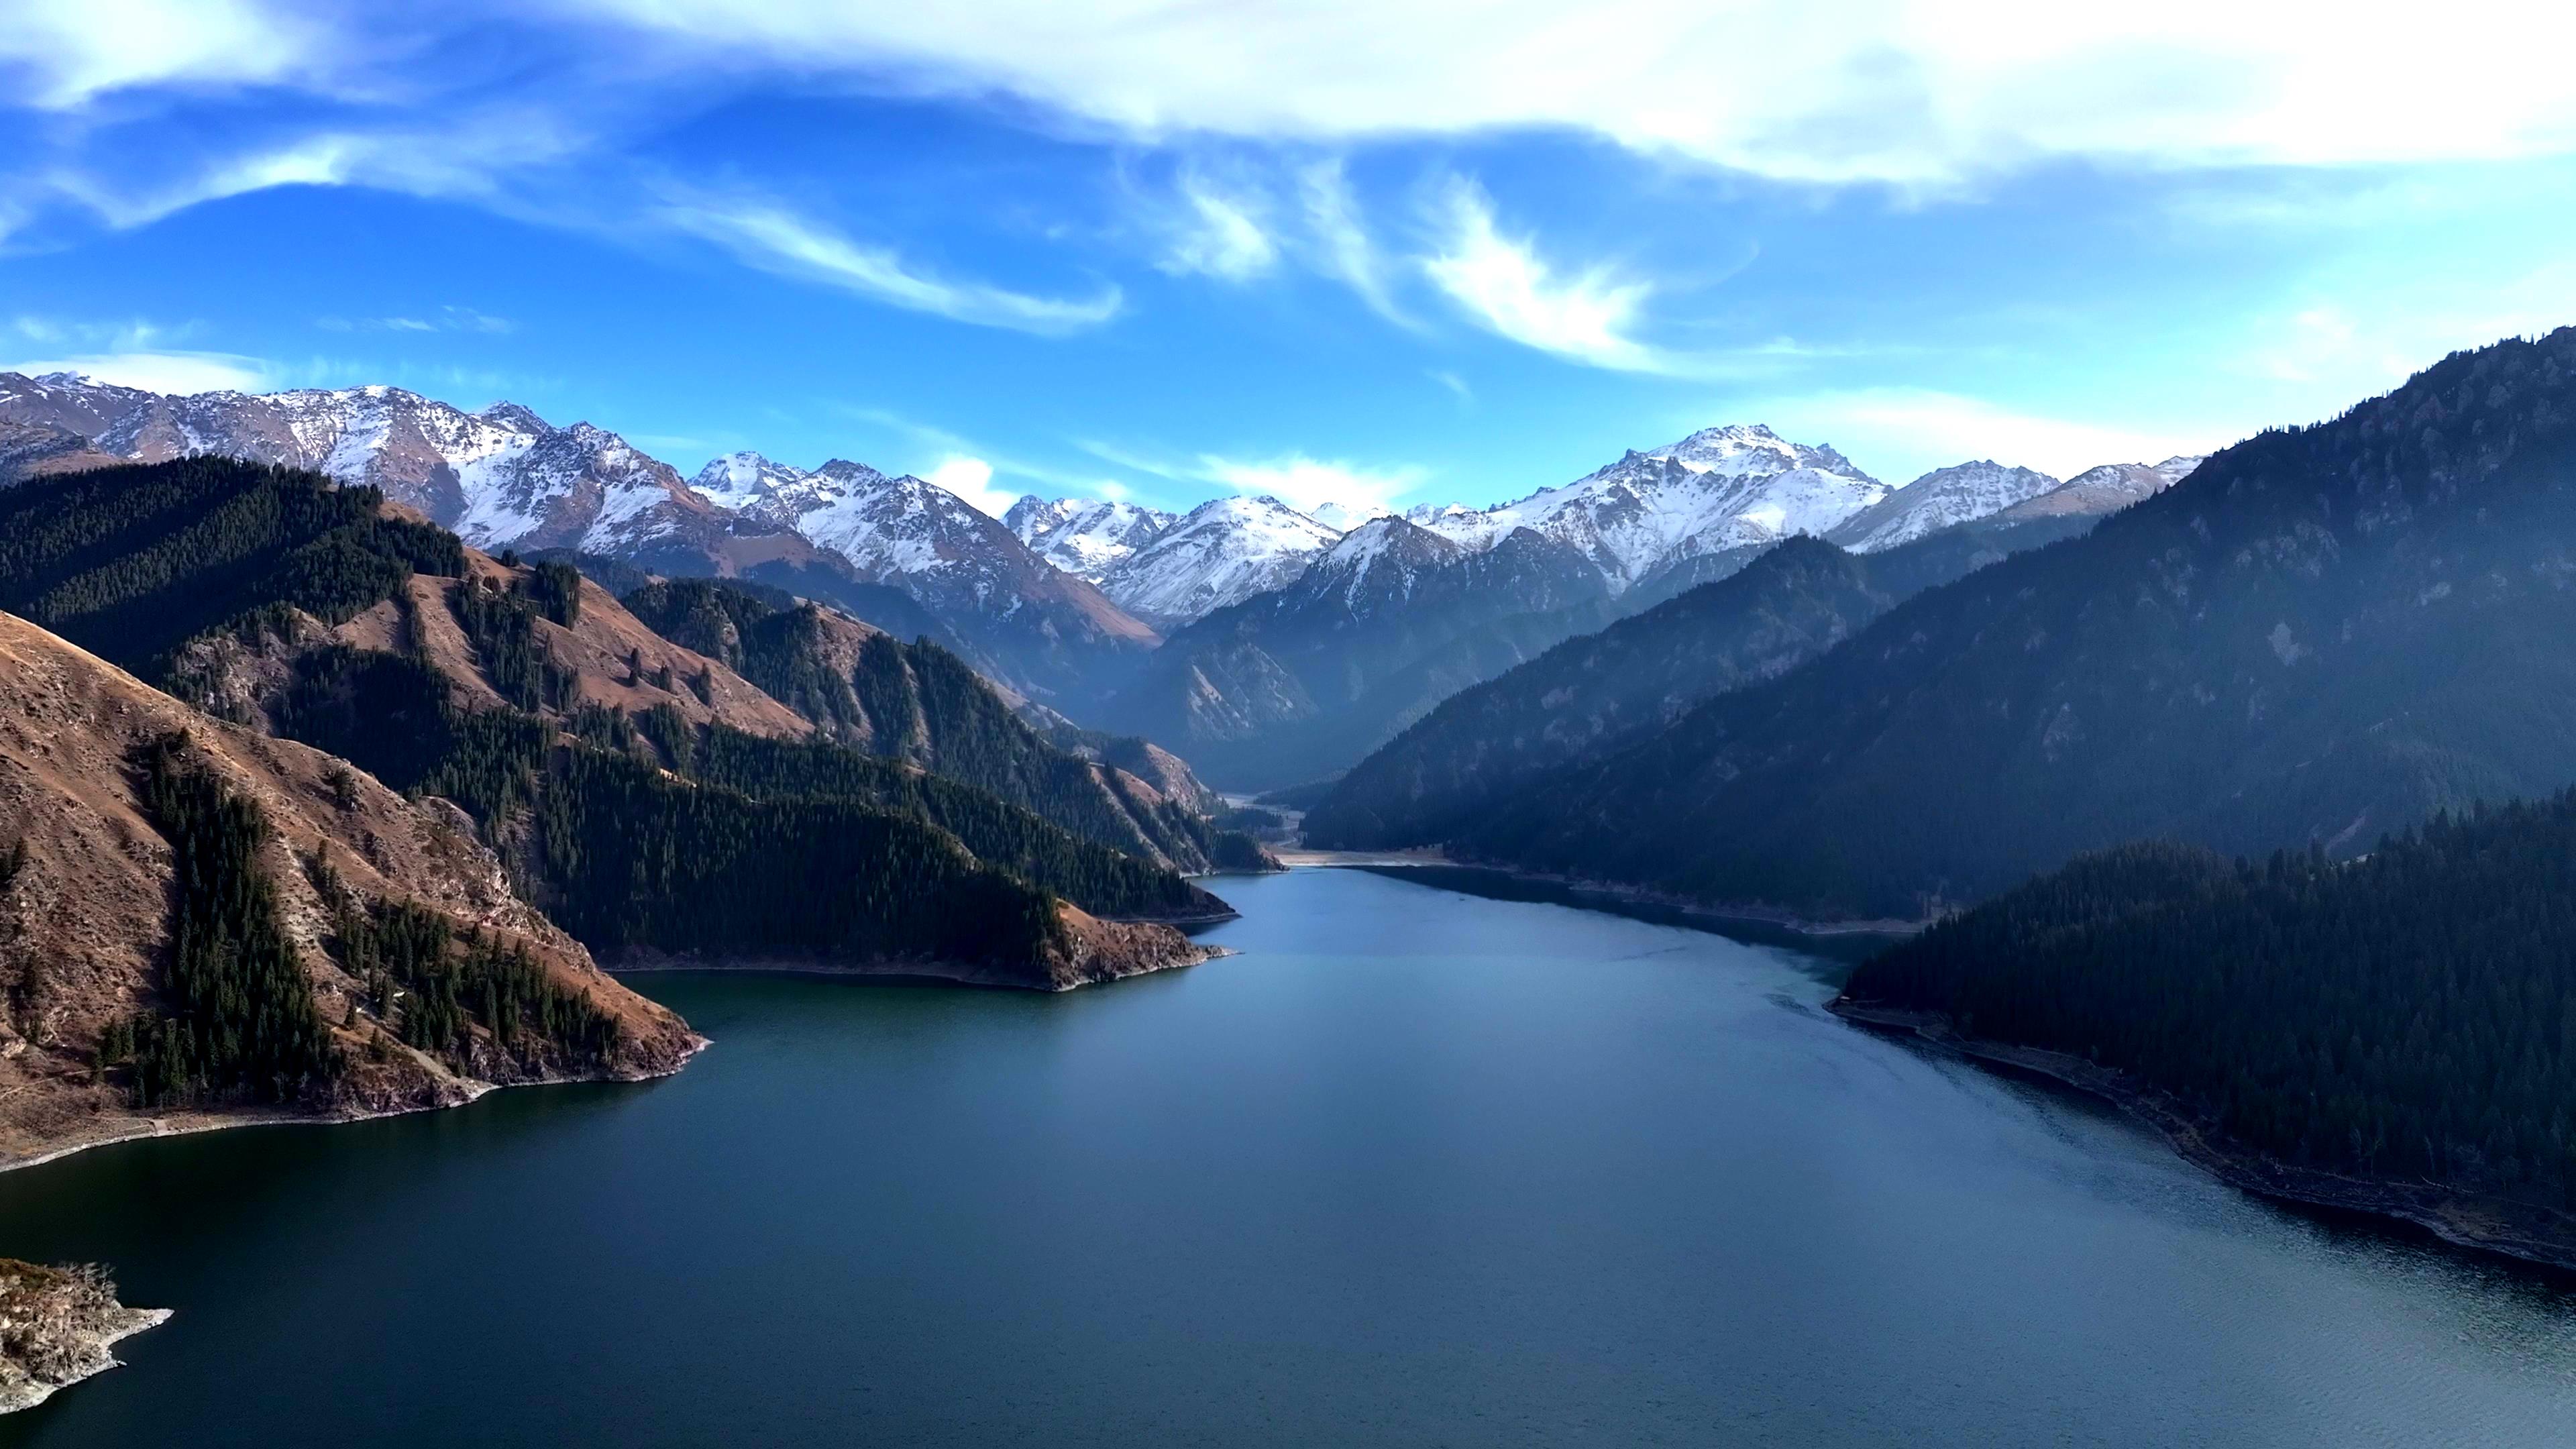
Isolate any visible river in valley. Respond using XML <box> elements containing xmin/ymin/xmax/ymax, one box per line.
<box><xmin>1</xmin><ymin>866</ymin><xmax>2571</xmax><ymax>1446</ymax></box>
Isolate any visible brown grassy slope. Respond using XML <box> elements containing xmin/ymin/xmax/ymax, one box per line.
<box><xmin>0</xmin><ymin>423</ymin><xmax>122</xmax><ymax>488</ymax></box>
<box><xmin>0</xmin><ymin>610</ymin><xmax>700</xmax><ymax>1167</ymax></box>
<box><xmin>182</xmin><ymin>543</ymin><xmax>814</xmax><ymax>742</ymax></box>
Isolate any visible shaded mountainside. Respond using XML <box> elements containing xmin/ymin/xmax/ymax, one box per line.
<box><xmin>1097</xmin><ymin>519</ymin><xmax>1617</xmax><ymax>791</ymax></box>
<box><xmin>1837</xmin><ymin>804</ymin><xmax>2576</xmax><ymax>1264</ymax></box>
<box><xmin>0</xmin><ymin>421</ymin><xmax>121</xmax><ymax>486</ymax></box>
<box><xmin>1306</xmin><ymin>512</ymin><xmax>2110</xmax><ymax>851</ymax></box>
<box><xmin>0</xmin><ymin>456</ymin><xmax>1228</xmax><ymax>988</ymax></box>
<box><xmin>619</xmin><ymin>579</ymin><xmax>1269</xmax><ymax>873</ymax></box>
<box><xmin>1455</xmin><ymin>330</ymin><xmax>2576</xmax><ymax>918</ymax></box>
<box><xmin>0</xmin><ymin>610</ymin><xmax>698</xmax><ymax>1164</ymax></box>
<box><xmin>1305</xmin><ymin>537</ymin><xmax>1894</xmax><ymax>849</ymax></box>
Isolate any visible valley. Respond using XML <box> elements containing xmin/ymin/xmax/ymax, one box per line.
<box><xmin>9</xmin><ymin>330</ymin><xmax>2576</xmax><ymax>1429</ymax></box>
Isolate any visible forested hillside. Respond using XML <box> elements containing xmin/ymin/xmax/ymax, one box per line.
<box><xmin>1454</xmin><ymin>330</ymin><xmax>2576</xmax><ymax>918</ymax></box>
<box><xmin>1305</xmin><ymin>537</ymin><xmax>1892</xmax><ymax>849</ymax></box>
<box><xmin>1840</xmin><ymin>796</ymin><xmax>2576</xmax><ymax>1226</ymax></box>
<box><xmin>1307</xmin><ymin>511</ymin><xmax>2111</xmax><ymax>851</ymax></box>
<box><xmin>0</xmin><ymin>457</ymin><xmax>461</xmax><ymax>669</ymax></box>
<box><xmin>621</xmin><ymin>578</ymin><xmax>1271</xmax><ymax>872</ymax></box>
<box><xmin>0</xmin><ymin>457</ymin><xmax>1228</xmax><ymax>986</ymax></box>
<box><xmin>0</xmin><ymin>610</ymin><xmax>699</xmax><ymax>1161</ymax></box>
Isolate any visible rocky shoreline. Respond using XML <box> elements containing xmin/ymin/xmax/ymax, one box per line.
<box><xmin>0</xmin><ymin>1032</ymin><xmax>709</xmax><ymax>1182</ymax></box>
<box><xmin>608</xmin><ymin>942</ymin><xmax>1232</xmax><ymax>994</ymax></box>
<box><xmin>0</xmin><ymin>1260</ymin><xmax>172</xmax><ymax>1413</ymax></box>
<box><xmin>1831</xmin><ymin>1001</ymin><xmax>2576</xmax><ymax>1275</ymax></box>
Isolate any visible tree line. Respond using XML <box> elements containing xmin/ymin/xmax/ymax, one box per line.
<box><xmin>1845</xmin><ymin>798</ymin><xmax>2576</xmax><ymax>1206</ymax></box>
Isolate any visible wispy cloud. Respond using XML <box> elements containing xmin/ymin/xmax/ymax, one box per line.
<box><xmin>1075</xmin><ymin>435</ymin><xmax>1423</xmax><ymax>517</ymax></box>
<box><xmin>0</xmin><ymin>349</ymin><xmax>278</xmax><ymax>394</ymax></box>
<box><xmin>1193</xmin><ymin>451</ymin><xmax>1426</xmax><ymax>519</ymax></box>
<box><xmin>1421</xmin><ymin>178</ymin><xmax>1664</xmax><ymax>374</ymax></box>
<box><xmin>0</xmin><ymin>315</ymin><xmax>275</xmax><ymax>392</ymax></box>
<box><xmin>1428</xmin><ymin>369</ymin><xmax>1471</xmax><ymax>403</ymax></box>
<box><xmin>0</xmin><ymin>0</ymin><xmax>323</xmax><ymax>109</ymax></box>
<box><xmin>1297</xmin><ymin>160</ymin><xmax>1408</xmax><ymax>325</ymax></box>
<box><xmin>657</xmin><ymin>192</ymin><xmax>1122</xmax><ymax>336</ymax></box>
<box><xmin>847</xmin><ymin>407</ymin><xmax>1140</xmax><ymax>513</ymax></box>
<box><xmin>1158</xmin><ymin>170</ymin><xmax>1277</xmax><ymax>281</ymax></box>
<box><xmin>1748</xmin><ymin>386</ymin><xmax>2218</xmax><ymax>482</ymax></box>
<box><xmin>318</xmin><ymin>305</ymin><xmax>515</xmax><ymax>335</ymax></box>
<box><xmin>570</xmin><ymin>2</ymin><xmax>2576</xmax><ymax>185</ymax></box>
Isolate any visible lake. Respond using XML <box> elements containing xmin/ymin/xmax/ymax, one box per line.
<box><xmin>3</xmin><ymin>867</ymin><xmax>2572</xmax><ymax>1446</ymax></box>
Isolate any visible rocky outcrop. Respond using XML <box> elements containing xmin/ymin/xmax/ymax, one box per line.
<box><xmin>1040</xmin><ymin>906</ymin><xmax>1224</xmax><ymax>989</ymax></box>
<box><xmin>0</xmin><ymin>1259</ymin><xmax>168</xmax><ymax>1413</ymax></box>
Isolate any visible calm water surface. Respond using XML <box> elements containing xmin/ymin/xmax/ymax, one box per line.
<box><xmin>2</xmin><ymin>867</ymin><xmax>2571</xmax><ymax>1446</ymax></box>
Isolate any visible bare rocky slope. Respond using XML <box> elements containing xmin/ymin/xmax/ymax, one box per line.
<box><xmin>0</xmin><ymin>610</ymin><xmax>702</xmax><ymax>1167</ymax></box>
<box><xmin>0</xmin><ymin>1259</ymin><xmax>169</xmax><ymax>1412</ymax></box>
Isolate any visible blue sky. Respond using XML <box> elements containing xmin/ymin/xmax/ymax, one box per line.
<box><xmin>5</xmin><ymin>2</ymin><xmax>2575</xmax><ymax>519</ymax></box>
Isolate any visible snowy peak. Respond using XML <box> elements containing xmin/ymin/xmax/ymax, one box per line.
<box><xmin>1408</xmin><ymin>423</ymin><xmax>1886</xmax><ymax>592</ymax></box>
<box><xmin>1991</xmin><ymin>454</ymin><xmax>2210</xmax><ymax>525</ymax></box>
<box><xmin>1648</xmin><ymin>422</ymin><xmax>1860</xmax><ymax>481</ymax></box>
<box><xmin>2150</xmin><ymin>455</ymin><xmax>2207</xmax><ymax>486</ymax></box>
<box><xmin>1827</xmin><ymin>460</ymin><xmax>2063</xmax><ymax>553</ymax></box>
<box><xmin>687</xmin><ymin>450</ymin><xmax>809</xmax><ymax>513</ymax></box>
<box><xmin>1006</xmin><ymin>495</ymin><xmax>1175</xmax><ymax>580</ymax></box>
<box><xmin>0</xmin><ymin>374</ymin><xmax>718</xmax><ymax>555</ymax></box>
<box><xmin>1004</xmin><ymin>494</ymin><xmax>1075</xmax><ymax>541</ymax></box>
<box><xmin>1099</xmin><ymin>494</ymin><xmax>1342</xmax><ymax>628</ymax></box>
<box><xmin>1273</xmin><ymin>517</ymin><xmax>1467</xmax><ymax>614</ymax></box>
<box><xmin>1302</xmin><ymin>499</ymin><xmax>1395</xmax><ymax>532</ymax></box>
<box><xmin>477</xmin><ymin>401</ymin><xmax>550</xmax><ymax>433</ymax></box>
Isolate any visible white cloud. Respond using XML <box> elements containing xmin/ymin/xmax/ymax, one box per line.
<box><xmin>1195</xmin><ymin>451</ymin><xmax>1426</xmax><ymax>519</ymax></box>
<box><xmin>1297</xmin><ymin>160</ymin><xmax>1407</xmax><ymax>324</ymax></box>
<box><xmin>657</xmin><ymin>194</ymin><xmax>1122</xmax><ymax>335</ymax></box>
<box><xmin>1421</xmin><ymin>178</ymin><xmax>1664</xmax><ymax>373</ymax></box>
<box><xmin>1428</xmin><ymin>369</ymin><xmax>1471</xmax><ymax>402</ymax></box>
<box><xmin>1160</xmin><ymin>172</ymin><xmax>1277</xmax><ymax>280</ymax></box>
<box><xmin>2241</xmin><ymin>266</ymin><xmax>2576</xmax><ymax>399</ymax></box>
<box><xmin>573</xmin><ymin>1</ymin><xmax>2576</xmax><ymax>185</ymax></box>
<box><xmin>0</xmin><ymin>0</ymin><xmax>320</xmax><ymax>108</ymax></box>
<box><xmin>0</xmin><ymin>350</ymin><xmax>276</xmax><ymax>394</ymax></box>
<box><xmin>923</xmin><ymin>455</ymin><xmax>1018</xmax><ymax>519</ymax></box>
<box><xmin>1748</xmin><ymin>386</ymin><xmax>2216</xmax><ymax>482</ymax></box>
<box><xmin>318</xmin><ymin>305</ymin><xmax>515</xmax><ymax>335</ymax></box>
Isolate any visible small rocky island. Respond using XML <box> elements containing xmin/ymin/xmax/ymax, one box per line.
<box><xmin>0</xmin><ymin>1258</ymin><xmax>168</xmax><ymax>1413</ymax></box>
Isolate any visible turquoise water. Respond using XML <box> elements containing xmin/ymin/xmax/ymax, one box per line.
<box><xmin>3</xmin><ymin>867</ymin><xmax>2571</xmax><ymax>1446</ymax></box>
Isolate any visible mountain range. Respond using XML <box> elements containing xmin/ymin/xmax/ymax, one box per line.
<box><xmin>1402</xmin><ymin>329</ymin><xmax>2576</xmax><ymax>920</ymax></box>
<box><xmin>0</xmin><ymin>369</ymin><xmax>2206</xmax><ymax>790</ymax></box>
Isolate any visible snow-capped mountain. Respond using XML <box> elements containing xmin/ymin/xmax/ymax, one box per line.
<box><xmin>1095</xmin><ymin>516</ymin><xmax>1615</xmax><ymax>790</ymax></box>
<box><xmin>672</xmin><ymin>451</ymin><xmax>1161</xmax><ymax>701</ymax></box>
<box><xmin>1289</xmin><ymin>516</ymin><xmax>1470</xmax><ymax>612</ymax></box>
<box><xmin>1826</xmin><ymin>460</ymin><xmax>2063</xmax><ymax>553</ymax></box>
<box><xmin>1301</xmin><ymin>500</ymin><xmax>1395</xmax><ymax>532</ymax></box>
<box><xmin>1097</xmin><ymin>494</ymin><xmax>1343</xmax><ymax>628</ymax></box>
<box><xmin>0</xmin><ymin>374</ymin><xmax>1159</xmax><ymax>706</ymax></box>
<box><xmin>1003</xmin><ymin>495</ymin><xmax>1175</xmax><ymax>579</ymax></box>
<box><xmin>1405</xmin><ymin>425</ymin><xmax>1888</xmax><ymax>592</ymax></box>
<box><xmin>0</xmin><ymin>372</ymin><xmax>741</xmax><ymax>557</ymax></box>
<box><xmin>1992</xmin><ymin>455</ymin><xmax>2205</xmax><ymax>523</ymax></box>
